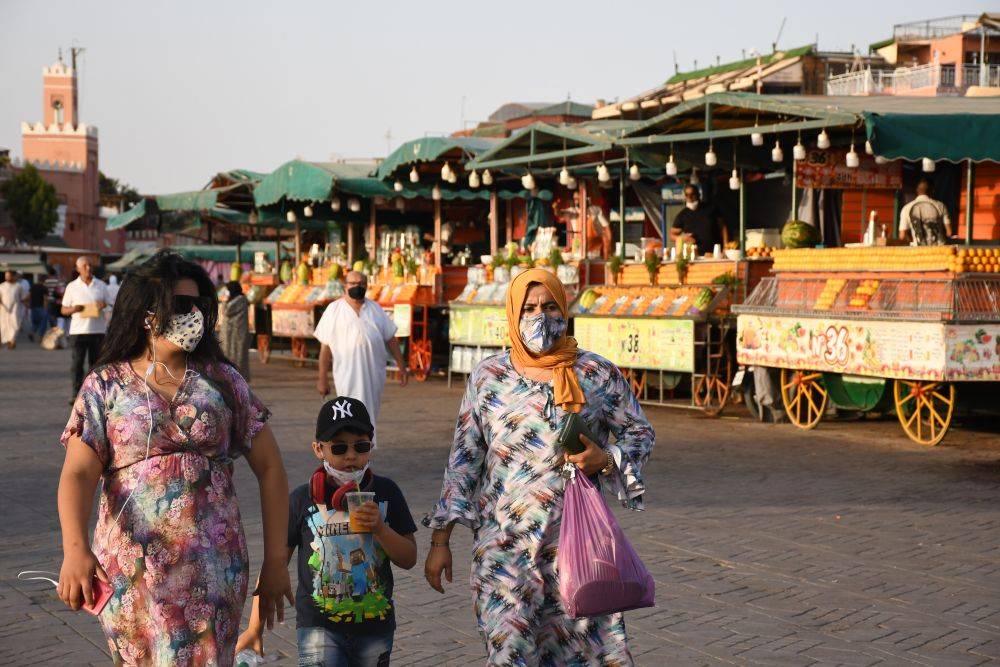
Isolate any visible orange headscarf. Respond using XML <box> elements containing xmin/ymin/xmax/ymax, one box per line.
<box><xmin>506</xmin><ymin>268</ymin><xmax>586</xmax><ymax>414</ymax></box>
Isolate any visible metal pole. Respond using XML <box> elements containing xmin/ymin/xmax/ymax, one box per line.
<box><xmin>294</xmin><ymin>220</ymin><xmax>301</xmax><ymax>265</ymax></box>
<box><xmin>618</xmin><ymin>167</ymin><xmax>626</xmax><ymax>258</ymax></box>
<box><xmin>347</xmin><ymin>222</ymin><xmax>355</xmax><ymax>266</ymax></box>
<box><xmin>275</xmin><ymin>233</ymin><xmax>281</xmax><ymax>277</ymax></box>
<box><xmin>791</xmin><ymin>164</ymin><xmax>798</xmax><ymax>220</ymax></box>
<box><xmin>434</xmin><ymin>199</ymin><xmax>443</xmax><ymax>268</ymax></box>
<box><xmin>489</xmin><ymin>191</ymin><xmax>499</xmax><ymax>256</ymax></box>
<box><xmin>739</xmin><ymin>168</ymin><xmax>746</xmax><ymax>257</ymax></box>
<box><xmin>369</xmin><ymin>203</ymin><xmax>377</xmax><ymax>259</ymax></box>
<box><xmin>965</xmin><ymin>160</ymin><xmax>976</xmax><ymax>245</ymax></box>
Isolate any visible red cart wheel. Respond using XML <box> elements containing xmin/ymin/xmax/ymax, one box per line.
<box><xmin>408</xmin><ymin>339</ymin><xmax>432</xmax><ymax>382</ymax></box>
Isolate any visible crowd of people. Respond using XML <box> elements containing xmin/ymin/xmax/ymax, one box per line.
<box><xmin>46</xmin><ymin>250</ymin><xmax>655</xmax><ymax>667</ymax></box>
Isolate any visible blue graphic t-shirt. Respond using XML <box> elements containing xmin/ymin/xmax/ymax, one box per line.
<box><xmin>288</xmin><ymin>475</ymin><xmax>416</xmax><ymax>634</ymax></box>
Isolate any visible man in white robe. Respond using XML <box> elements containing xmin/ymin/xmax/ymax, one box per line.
<box><xmin>1</xmin><ymin>270</ymin><xmax>27</xmax><ymax>348</ymax></box>
<box><xmin>314</xmin><ymin>271</ymin><xmax>408</xmax><ymax>420</ymax></box>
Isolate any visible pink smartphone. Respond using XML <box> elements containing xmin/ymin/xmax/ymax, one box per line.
<box><xmin>82</xmin><ymin>577</ymin><xmax>113</xmax><ymax>615</ymax></box>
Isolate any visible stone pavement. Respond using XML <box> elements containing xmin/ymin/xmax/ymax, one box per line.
<box><xmin>2</xmin><ymin>343</ymin><xmax>1000</xmax><ymax>665</ymax></box>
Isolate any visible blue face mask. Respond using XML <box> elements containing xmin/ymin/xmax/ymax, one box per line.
<box><xmin>519</xmin><ymin>312</ymin><xmax>567</xmax><ymax>354</ymax></box>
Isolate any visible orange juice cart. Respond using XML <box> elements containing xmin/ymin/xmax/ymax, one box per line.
<box><xmin>735</xmin><ymin>246</ymin><xmax>1000</xmax><ymax>445</ymax></box>
<box><xmin>366</xmin><ymin>281</ymin><xmax>436</xmax><ymax>381</ymax></box>
<box><xmin>571</xmin><ymin>256</ymin><xmax>772</xmax><ymax>415</ymax></box>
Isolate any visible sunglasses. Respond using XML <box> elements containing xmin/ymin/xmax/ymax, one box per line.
<box><xmin>326</xmin><ymin>441</ymin><xmax>373</xmax><ymax>455</ymax></box>
<box><xmin>173</xmin><ymin>295</ymin><xmax>211</xmax><ymax>314</ymax></box>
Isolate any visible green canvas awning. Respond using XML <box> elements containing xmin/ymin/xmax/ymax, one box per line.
<box><xmin>107</xmin><ymin>246</ymin><xmax>157</xmax><ymax>271</ymax></box>
<box><xmin>106</xmin><ymin>200</ymin><xmax>149</xmax><ymax>231</ymax></box>
<box><xmin>468</xmin><ymin>123</ymin><xmax>616</xmax><ymax>170</ymax></box>
<box><xmin>375</xmin><ymin>137</ymin><xmax>497</xmax><ymax>180</ymax></box>
<box><xmin>155</xmin><ymin>185</ymin><xmax>240</xmax><ymax>212</ymax></box>
<box><xmin>254</xmin><ymin>161</ymin><xmax>375</xmax><ymax>207</ymax></box>
<box><xmin>865</xmin><ymin>112</ymin><xmax>1000</xmax><ymax>163</ymax></box>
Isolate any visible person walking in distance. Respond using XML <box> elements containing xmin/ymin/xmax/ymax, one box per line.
<box><xmin>62</xmin><ymin>257</ymin><xmax>109</xmax><ymax>401</ymax></box>
<box><xmin>0</xmin><ymin>270</ymin><xmax>28</xmax><ymax>349</ymax></box>
<box><xmin>313</xmin><ymin>271</ymin><xmax>408</xmax><ymax>419</ymax></box>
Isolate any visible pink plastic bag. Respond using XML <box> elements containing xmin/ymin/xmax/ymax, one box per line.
<box><xmin>557</xmin><ymin>469</ymin><xmax>655</xmax><ymax>618</ymax></box>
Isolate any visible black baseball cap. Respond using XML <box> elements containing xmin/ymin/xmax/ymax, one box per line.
<box><xmin>315</xmin><ymin>396</ymin><xmax>374</xmax><ymax>441</ymax></box>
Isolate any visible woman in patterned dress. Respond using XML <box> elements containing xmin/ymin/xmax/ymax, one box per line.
<box><xmin>56</xmin><ymin>251</ymin><xmax>293</xmax><ymax>666</ymax></box>
<box><xmin>424</xmin><ymin>268</ymin><xmax>655</xmax><ymax>666</ymax></box>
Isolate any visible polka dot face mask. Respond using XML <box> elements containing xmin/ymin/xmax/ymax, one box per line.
<box><xmin>162</xmin><ymin>308</ymin><xmax>205</xmax><ymax>353</ymax></box>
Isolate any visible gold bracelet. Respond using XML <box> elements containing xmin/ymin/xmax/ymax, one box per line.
<box><xmin>600</xmin><ymin>451</ymin><xmax>614</xmax><ymax>475</ymax></box>
<box><xmin>430</xmin><ymin>541</ymin><xmax>450</xmax><ymax>548</ymax></box>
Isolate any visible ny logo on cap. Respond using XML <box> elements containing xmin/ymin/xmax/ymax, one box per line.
<box><xmin>331</xmin><ymin>399</ymin><xmax>353</xmax><ymax>421</ymax></box>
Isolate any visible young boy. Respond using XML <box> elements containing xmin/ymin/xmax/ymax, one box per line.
<box><xmin>238</xmin><ymin>396</ymin><xmax>417</xmax><ymax>666</ymax></box>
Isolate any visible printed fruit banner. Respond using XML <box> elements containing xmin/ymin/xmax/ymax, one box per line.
<box><xmin>795</xmin><ymin>148</ymin><xmax>902</xmax><ymax>189</ymax></box>
<box><xmin>574</xmin><ymin>317</ymin><xmax>695</xmax><ymax>372</ymax></box>
<box><xmin>737</xmin><ymin>316</ymin><xmax>1000</xmax><ymax>381</ymax></box>
<box><xmin>449</xmin><ymin>306</ymin><xmax>508</xmax><ymax>346</ymax></box>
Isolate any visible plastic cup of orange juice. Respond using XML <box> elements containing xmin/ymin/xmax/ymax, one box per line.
<box><xmin>346</xmin><ymin>492</ymin><xmax>376</xmax><ymax>533</ymax></box>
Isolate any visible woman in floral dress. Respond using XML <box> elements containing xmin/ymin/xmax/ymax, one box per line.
<box><xmin>424</xmin><ymin>269</ymin><xmax>655</xmax><ymax>666</ymax></box>
<box><xmin>56</xmin><ymin>251</ymin><xmax>293</xmax><ymax>666</ymax></box>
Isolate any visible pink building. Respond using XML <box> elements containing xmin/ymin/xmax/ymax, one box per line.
<box><xmin>18</xmin><ymin>55</ymin><xmax>124</xmax><ymax>253</ymax></box>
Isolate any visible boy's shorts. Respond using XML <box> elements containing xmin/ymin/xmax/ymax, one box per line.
<box><xmin>297</xmin><ymin>626</ymin><xmax>392</xmax><ymax>667</ymax></box>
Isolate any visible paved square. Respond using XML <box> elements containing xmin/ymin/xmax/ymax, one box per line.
<box><xmin>2</xmin><ymin>344</ymin><xmax>999</xmax><ymax>665</ymax></box>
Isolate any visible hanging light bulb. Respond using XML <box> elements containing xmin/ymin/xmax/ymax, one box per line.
<box><xmin>689</xmin><ymin>168</ymin><xmax>700</xmax><ymax>186</ymax></box>
<box><xmin>286</xmin><ymin>210</ymin><xmax>297</xmax><ymax>223</ymax></box>
<box><xmin>817</xmin><ymin>129</ymin><xmax>830</xmax><ymax>150</ymax></box>
<box><xmin>665</xmin><ymin>153</ymin><xmax>678</xmax><ymax>176</ymax></box>
<box><xmin>393</xmin><ymin>179</ymin><xmax>403</xmax><ymax>192</ymax></box>
<box><xmin>629</xmin><ymin>163</ymin><xmax>641</xmax><ymax>181</ymax></box>
<box><xmin>875</xmin><ymin>155</ymin><xmax>889</xmax><ymax>165</ymax></box>
<box><xmin>771</xmin><ymin>140</ymin><xmax>784</xmax><ymax>163</ymax></box>
<box><xmin>331</xmin><ymin>197</ymin><xmax>341</xmax><ymax>212</ymax></box>
<box><xmin>597</xmin><ymin>163</ymin><xmax>611</xmax><ymax>182</ymax></box>
<box><xmin>922</xmin><ymin>157</ymin><xmax>936</xmax><ymax>173</ymax></box>
<box><xmin>468</xmin><ymin>170</ymin><xmax>480</xmax><ymax>188</ymax></box>
<box><xmin>447</xmin><ymin>170</ymin><xmax>458</xmax><ymax>184</ymax></box>
<box><xmin>431</xmin><ymin>184</ymin><xmax>442</xmax><ymax>200</ymax></box>
<box><xmin>704</xmin><ymin>143</ymin><xmax>717</xmax><ymax>167</ymax></box>
<box><xmin>845</xmin><ymin>144</ymin><xmax>860</xmax><ymax>168</ymax></box>
<box><xmin>751</xmin><ymin>131</ymin><xmax>764</xmax><ymax>146</ymax></box>
<box><xmin>729</xmin><ymin>169</ymin><xmax>741</xmax><ymax>190</ymax></box>
<box><xmin>482</xmin><ymin>169</ymin><xmax>493</xmax><ymax>186</ymax></box>
<box><xmin>793</xmin><ymin>137</ymin><xmax>806</xmax><ymax>161</ymax></box>
<box><xmin>303</xmin><ymin>204</ymin><xmax>314</xmax><ymax>217</ymax></box>
<box><xmin>865</xmin><ymin>140</ymin><xmax>874</xmax><ymax>155</ymax></box>
<box><xmin>409</xmin><ymin>166</ymin><xmax>419</xmax><ymax>183</ymax></box>
<box><xmin>559</xmin><ymin>167</ymin><xmax>570</xmax><ymax>185</ymax></box>
<box><xmin>521</xmin><ymin>172</ymin><xmax>536</xmax><ymax>190</ymax></box>
<box><xmin>441</xmin><ymin>162</ymin><xmax>452</xmax><ymax>180</ymax></box>
<box><xmin>566</xmin><ymin>176</ymin><xmax>578</xmax><ymax>190</ymax></box>
<box><xmin>348</xmin><ymin>198</ymin><xmax>361</xmax><ymax>212</ymax></box>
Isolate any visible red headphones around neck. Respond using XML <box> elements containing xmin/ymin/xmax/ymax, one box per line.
<box><xmin>310</xmin><ymin>465</ymin><xmax>374</xmax><ymax>512</ymax></box>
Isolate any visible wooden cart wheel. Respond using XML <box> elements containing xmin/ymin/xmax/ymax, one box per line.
<box><xmin>893</xmin><ymin>380</ymin><xmax>955</xmax><ymax>446</ymax></box>
<box><xmin>780</xmin><ymin>369</ymin><xmax>828</xmax><ymax>430</ymax></box>
<box><xmin>408</xmin><ymin>339</ymin><xmax>432</xmax><ymax>382</ymax></box>
<box><xmin>256</xmin><ymin>334</ymin><xmax>271</xmax><ymax>365</ymax></box>
<box><xmin>693</xmin><ymin>341</ymin><xmax>733</xmax><ymax>417</ymax></box>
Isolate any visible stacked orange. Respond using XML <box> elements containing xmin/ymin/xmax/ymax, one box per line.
<box><xmin>772</xmin><ymin>246</ymin><xmax>958</xmax><ymax>272</ymax></box>
<box><xmin>952</xmin><ymin>247</ymin><xmax>1000</xmax><ymax>273</ymax></box>
<box><xmin>848</xmin><ymin>279</ymin><xmax>880</xmax><ymax>308</ymax></box>
<box><xmin>813</xmin><ymin>278</ymin><xmax>846</xmax><ymax>310</ymax></box>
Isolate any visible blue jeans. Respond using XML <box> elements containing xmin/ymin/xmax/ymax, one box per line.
<box><xmin>297</xmin><ymin>626</ymin><xmax>392</xmax><ymax>667</ymax></box>
<box><xmin>30</xmin><ymin>307</ymin><xmax>48</xmax><ymax>339</ymax></box>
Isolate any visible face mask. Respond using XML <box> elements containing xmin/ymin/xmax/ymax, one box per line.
<box><xmin>323</xmin><ymin>460</ymin><xmax>369</xmax><ymax>486</ymax></box>
<box><xmin>519</xmin><ymin>312</ymin><xmax>567</xmax><ymax>355</ymax></box>
<box><xmin>685</xmin><ymin>200</ymin><xmax>699</xmax><ymax>211</ymax></box>
<box><xmin>162</xmin><ymin>308</ymin><xmax>205</xmax><ymax>353</ymax></box>
<box><xmin>347</xmin><ymin>285</ymin><xmax>366</xmax><ymax>300</ymax></box>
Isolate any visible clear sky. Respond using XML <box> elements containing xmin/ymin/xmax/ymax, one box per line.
<box><xmin>1</xmin><ymin>0</ymin><xmax>993</xmax><ymax>193</ymax></box>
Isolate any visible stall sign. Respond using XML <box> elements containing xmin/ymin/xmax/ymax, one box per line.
<box><xmin>449</xmin><ymin>306</ymin><xmax>508</xmax><ymax>346</ymax></box>
<box><xmin>944</xmin><ymin>324</ymin><xmax>1000</xmax><ymax>381</ymax></box>
<box><xmin>393</xmin><ymin>304</ymin><xmax>411</xmax><ymax>338</ymax></box>
<box><xmin>736</xmin><ymin>315</ymin><xmax>954</xmax><ymax>380</ymax></box>
<box><xmin>574</xmin><ymin>317</ymin><xmax>695</xmax><ymax>372</ymax></box>
<box><xmin>795</xmin><ymin>149</ymin><xmax>902</xmax><ymax>190</ymax></box>
<box><xmin>271</xmin><ymin>308</ymin><xmax>315</xmax><ymax>338</ymax></box>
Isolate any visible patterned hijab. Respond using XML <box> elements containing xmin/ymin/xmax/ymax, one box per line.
<box><xmin>505</xmin><ymin>268</ymin><xmax>585</xmax><ymax>414</ymax></box>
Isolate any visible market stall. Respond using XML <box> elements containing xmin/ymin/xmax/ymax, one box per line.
<box><xmin>735</xmin><ymin>245</ymin><xmax>1000</xmax><ymax>445</ymax></box>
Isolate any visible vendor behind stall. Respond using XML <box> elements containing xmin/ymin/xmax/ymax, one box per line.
<box><xmin>899</xmin><ymin>178</ymin><xmax>952</xmax><ymax>246</ymax></box>
<box><xmin>670</xmin><ymin>184</ymin><xmax>729</xmax><ymax>253</ymax></box>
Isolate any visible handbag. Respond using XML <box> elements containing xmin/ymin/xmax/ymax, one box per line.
<box><xmin>557</xmin><ymin>467</ymin><xmax>655</xmax><ymax>618</ymax></box>
<box><xmin>556</xmin><ymin>412</ymin><xmax>598</xmax><ymax>455</ymax></box>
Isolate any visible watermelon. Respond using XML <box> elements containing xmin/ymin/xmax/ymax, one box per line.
<box><xmin>781</xmin><ymin>220</ymin><xmax>819</xmax><ymax>249</ymax></box>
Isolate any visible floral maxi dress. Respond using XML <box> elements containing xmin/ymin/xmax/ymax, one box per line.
<box><xmin>425</xmin><ymin>350</ymin><xmax>655</xmax><ymax>667</ymax></box>
<box><xmin>61</xmin><ymin>361</ymin><xmax>270</xmax><ymax>666</ymax></box>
